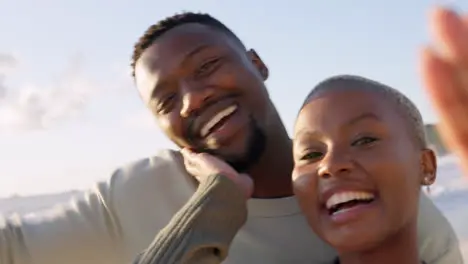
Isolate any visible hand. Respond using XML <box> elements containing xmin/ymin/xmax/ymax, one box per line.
<box><xmin>420</xmin><ymin>6</ymin><xmax>468</xmax><ymax>174</ymax></box>
<box><xmin>181</xmin><ymin>149</ymin><xmax>254</xmax><ymax>198</ymax></box>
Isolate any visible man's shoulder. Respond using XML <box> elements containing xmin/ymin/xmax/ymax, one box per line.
<box><xmin>117</xmin><ymin>149</ymin><xmax>183</xmax><ymax>176</ymax></box>
<box><xmin>108</xmin><ymin>149</ymin><xmax>193</xmax><ymax>195</ymax></box>
<box><xmin>98</xmin><ymin>149</ymin><xmax>196</xmax><ymax>254</ymax></box>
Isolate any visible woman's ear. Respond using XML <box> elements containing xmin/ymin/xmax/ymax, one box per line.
<box><xmin>420</xmin><ymin>148</ymin><xmax>437</xmax><ymax>186</ymax></box>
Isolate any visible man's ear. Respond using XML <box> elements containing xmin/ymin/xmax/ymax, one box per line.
<box><xmin>420</xmin><ymin>148</ymin><xmax>437</xmax><ymax>186</ymax></box>
<box><xmin>247</xmin><ymin>49</ymin><xmax>269</xmax><ymax>81</ymax></box>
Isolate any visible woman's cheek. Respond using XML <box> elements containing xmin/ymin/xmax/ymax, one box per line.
<box><xmin>292</xmin><ymin>168</ymin><xmax>317</xmax><ymax>197</ymax></box>
<box><xmin>292</xmin><ymin>170</ymin><xmax>321</xmax><ymax>226</ymax></box>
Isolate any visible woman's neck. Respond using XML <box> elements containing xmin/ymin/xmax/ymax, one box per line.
<box><xmin>339</xmin><ymin>222</ymin><xmax>420</xmax><ymax>264</ymax></box>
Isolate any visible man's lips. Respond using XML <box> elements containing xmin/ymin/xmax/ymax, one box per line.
<box><xmin>199</xmin><ymin>104</ymin><xmax>238</xmax><ymax>138</ymax></box>
<box><xmin>188</xmin><ymin>97</ymin><xmax>240</xmax><ymax>139</ymax></box>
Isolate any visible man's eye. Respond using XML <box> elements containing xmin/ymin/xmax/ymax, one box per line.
<box><xmin>196</xmin><ymin>58</ymin><xmax>221</xmax><ymax>76</ymax></box>
<box><xmin>352</xmin><ymin>136</ymin><xmax>378</xmax><ymax>146</ymax></box>
<box><xmin>156</xmin><ymin>94</ymin><xmax>176</xmax><ymax>114</ymax></box>
<box><xmin>300</xmin><ymin>151</ymin><xmax>323</xmax><ymax>161</ymax></box>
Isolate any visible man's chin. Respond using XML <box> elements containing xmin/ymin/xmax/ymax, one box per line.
<box><xmin>206</xmin><ymin>127</ymin><xmax>266</xmax><ymax>173</ymax></box>
<box><xmin>186</xmin><ymin>117</ymin><xmax>266</xmax><ymax>173</ymax></box>
<box><xmin>195</xmin><ymin>147</ymin><xmax>250</xmax><ymax>171</ymax></box>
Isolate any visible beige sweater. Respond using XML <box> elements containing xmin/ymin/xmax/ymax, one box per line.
<box><xmin>0</xmin><ymin>150</ymin><xmax>462</xmax><ymax>264</ymax></box>
<box><xmin>134</xmin><ymin>174</ymin><xmax>247</xmax><ymax>264</ymax></box>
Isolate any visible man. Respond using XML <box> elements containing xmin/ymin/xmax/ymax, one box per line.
<box><xmin>0</xmin><ymin>12</ymin><xmax>462</xmax><ymax>264</ymax></box>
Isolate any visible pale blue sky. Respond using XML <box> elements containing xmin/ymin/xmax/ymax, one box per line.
<box><xmin>0</xmin><ymin>0</ymin><xmax>466</xmax><ymax>197</ymax></box>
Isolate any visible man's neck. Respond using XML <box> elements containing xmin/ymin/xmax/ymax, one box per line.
<box><xmin>248</xmin><ymin>116</ymin><xmax>294</xmax><ymax>198</ymax></box>
<box><xmin>339</xmin><ymin>221</ymin><xmax>420</xmax><ymax>264</ymax></box>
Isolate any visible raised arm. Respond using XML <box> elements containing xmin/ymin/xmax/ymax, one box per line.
<box><xmin>134</xmin><ymin>173</ymin><xmax>247</xmax><ymax>264</ymax></box>
<box><xmin>0</xmin><ymin>177</ymin><xmax>125</xmax><ymax>264</ymax></box>
<box><xmin>0</xmin><ymin>150</ymin><xmax>192</xmax><ymax>264</ymax></box>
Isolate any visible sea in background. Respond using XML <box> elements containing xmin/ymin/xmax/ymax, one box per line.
<box><xmin>0</xmin><ymin>153</ymin><xmax>467</xmax><ymax>261</ymax></box>
<box><xmin>430</xmin><ymin>155</ymin><xmax>468</xmax><ymax>260</ymax></box>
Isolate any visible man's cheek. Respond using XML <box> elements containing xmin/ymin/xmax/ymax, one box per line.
<box><xmin>158</xmin><ymin>118</ymin><xmax>186</xmax><ymax>146</ymax></box>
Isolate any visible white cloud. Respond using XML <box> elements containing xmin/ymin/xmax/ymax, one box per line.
<box><xmin>0</xmin><ymin>76</ymin><xmax>7</xmax><ymax>100</ymax></box>
<box><xmin>0</xmin><ymin>53</ymin><xmax>18</xmax><ymax>72</ymax></box>
<box><xmin>103</xmin><ymin>60</ymin><xmax>135</xmax><ymax>94</ymax></box>
<box><xmin>0</xmin><ymin>53</ymin><xmax>19</xmax><ymax>100</ymax></box>
<box><xmin>0</xmin><ymin>53</ymin><xmax>100</xmax><ymax>131</ymax></box>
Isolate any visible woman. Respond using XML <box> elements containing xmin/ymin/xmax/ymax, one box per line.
<box><xmin>290</xmin><ymin>76</ymin><xmax>433</xmax><ymax>264</ymax></box>
<box><xmin>134</xmin><ymin>6</ymin><xmax>468</xmax><ymax>264</ymax></box>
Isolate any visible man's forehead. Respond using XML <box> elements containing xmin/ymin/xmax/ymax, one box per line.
<box><xmin>139</xmin><ymin>23</ymin><xmax>230</xmax><ymax>68</ymax></box>
<box><xmin>134</xmin><ymin>24</ymin><xmax>231</xmax><ymax>100</ymax></box>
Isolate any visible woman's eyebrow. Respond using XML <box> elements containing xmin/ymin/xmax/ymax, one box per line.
<box><xmin>346</xmin><ymin>112</ymin><xmax>382</xmax><ymax>126</ymax></box>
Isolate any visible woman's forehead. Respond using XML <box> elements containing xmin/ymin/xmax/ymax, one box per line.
<box><xmin>294</xmin><ymin>89</ymin><xmax>398</xmax><ymax>135</ymax></box>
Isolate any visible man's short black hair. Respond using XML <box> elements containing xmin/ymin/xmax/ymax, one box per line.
<box><xmin>131</xmin><ymin>12</ymin><xmax>243</xmax><ymax>77</ymax></box>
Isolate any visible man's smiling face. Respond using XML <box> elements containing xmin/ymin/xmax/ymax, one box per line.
<box><xmin>134</xmin><ymin>23</ymin><xmax>271</xmax><ymax>172</ymax></box>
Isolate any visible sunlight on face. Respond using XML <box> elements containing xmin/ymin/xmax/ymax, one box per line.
<box><xmin>292</xmin><ymin>88</ymin><xmax>431</xmax><ymax>253</ymax></box>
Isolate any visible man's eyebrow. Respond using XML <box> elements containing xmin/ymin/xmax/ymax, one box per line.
<box><xmin>182</xmin><ymin>44</ymin><xmax>212</xmax><ymax>61</ymax></box>
<box><xmin>149</xmin><ymin>44</ymin><xmax>213</xmax><ymax>100</ymax></box>
<box><xmin>150</xmin><ymin>80</ymin><xmax>169</xmax><ymax>100</ymax></box>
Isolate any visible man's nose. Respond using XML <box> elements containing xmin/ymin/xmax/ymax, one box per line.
<box><xmin>317</xmin><ymin>148</ymin><xmax>353</xmax><ymax>178</ymax></box>
<box><xmin>179</xmin><ymin>81</ymin><xmax>215</xmax><ymax>117</ymax></box>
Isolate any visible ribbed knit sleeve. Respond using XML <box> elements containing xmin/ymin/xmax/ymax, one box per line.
<box><xmin>134</xmin><ymin>173</ymin><xmax>247</xmax><ymax>264</ymax></box>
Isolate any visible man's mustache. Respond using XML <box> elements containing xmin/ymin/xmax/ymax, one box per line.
<box><xmin>184</xmin><ymin>99</ymin><xmax>219</xmax><ymax>142</ymax></box>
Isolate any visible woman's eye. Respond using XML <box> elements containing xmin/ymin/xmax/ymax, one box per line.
<box><xmin>352</xmin><ymin>136</ymin><xmax>378</xmax><ymax>146</ymax></box>
<box><xmin>300</xmin><ymin>151</ymin><xmax>323</xmax><ymax>161</ymax></box>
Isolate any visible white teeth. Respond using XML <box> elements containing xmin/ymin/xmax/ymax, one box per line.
<box><xmin>200</xmin><ymin>105</ymin><xmax>237</xmax><ymax>137</ymax></box>
<box><xmin>325</xmin><ymin>191</ymin><xmax>374</xmax><ymax>210</ymax></box>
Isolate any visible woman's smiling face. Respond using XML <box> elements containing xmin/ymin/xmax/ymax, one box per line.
<box><xmin>292</xmin><ymin>87</ymin><xmax>436</xmax><ymax>253</ymax></box>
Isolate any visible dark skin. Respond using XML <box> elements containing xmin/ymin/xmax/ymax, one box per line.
<box><xmin>134</xmin><ymin>23</ymin><xmax>293</xmax><ymax>198</ymax></box>
<box><xmin>292</xmin><ymin>88</ymin><xmax>436</xmax><ymax>264</ymax></box>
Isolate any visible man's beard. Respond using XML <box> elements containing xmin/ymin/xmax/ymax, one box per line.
<box><xmin>196</xmin><ymin>118</ymin><xmax>266</xmax><ymax>173</ymax></box>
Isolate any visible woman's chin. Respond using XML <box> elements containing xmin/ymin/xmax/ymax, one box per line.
<box><xmin>323</xmin><ymin>231</ymin><xmax>384</xmax><ymax>254</ymax></box>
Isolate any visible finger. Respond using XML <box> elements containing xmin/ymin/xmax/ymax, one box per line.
<box><xmin>181</xmin><ymin>149</ymin><xmax>201</xmax><ymax>165</ymax></box>
<box><xmin>181</xmin><ymin>151</ymin><xmax>201</xmax><ymax>175</ymax></box>
<box><xmin>183</xmin><ymin>158</ymin><xmax>197</xmax><ymax>175</ymax></box>
<box><xmin>236</xmin><ymin>173</ymin><xmax>254</xmax><ymax>198</ymax></box>
<box><xmin>180</xmin><ymin>148</ymin><xmax>195</xmax><ymax>157</ymax></box>
<box><xmin>429</xmin><ymin>7</ymin><xmax>468</xmax><ymax>65</ymax></box>
<box><xmin>197</xmin><ymin>152</ymin><xmax>224</xmax><ymax>165</ymax></box>
<box><xmin>420</xmin><ymin>48</ymin><xmax>465</xmax><ymax>116</ymax></box>
<box><xmin>196</xmin><ymin>152</ymin><xmax>212</xmax><ymax>160</ymax></box>
<box><xmin>463</xmin><ymin>14</ymin><xmax>468</xmax><ymax>26</ymax></box>
<box><xmin>420</xmin><ymin>47</ymin><xmax>468</xmax><ymax>166</ymax></box>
